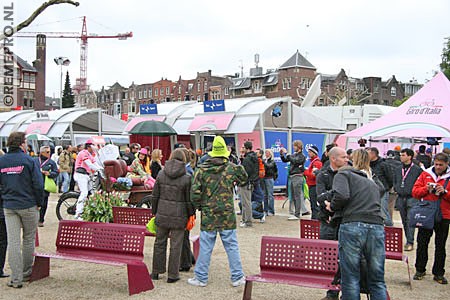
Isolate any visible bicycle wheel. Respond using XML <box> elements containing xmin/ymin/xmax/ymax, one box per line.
<box><xmin>56</xmin><ymin>191</ymin><xmax>80</xmax><ymax>220</ymax></box>
<box><xmin>136</xmin><ymin>195</ymin><xmax>152</xmax><ymax>209</ymax></box>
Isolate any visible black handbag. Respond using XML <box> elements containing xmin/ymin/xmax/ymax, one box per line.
<box><xmin>408</xmin><ymin>178</ymin><xmax>449</xmax><ymax>230</ymax></box>
<box><xmin>408</xmin><ymin>199</ymin><xmax>442</xmax><ymax>230</ymax></box>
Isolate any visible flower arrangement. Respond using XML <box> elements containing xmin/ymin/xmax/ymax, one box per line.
<box><xmin>82</xmin><ymin>190</ymin><xmax>127</xmax><ymax>222</ymax></box>
<box><xmin>110</xmin><ymin>177</ymin><xmax>133</xmax><ymax>191</ymax></box>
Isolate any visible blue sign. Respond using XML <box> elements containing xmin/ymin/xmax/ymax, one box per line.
<box><xmin>204</xmin><ymin>100</ymin><xmax>225</xmax><ymax>112</ymax></box>
<box><xmin>291</xmin><ymin>132</ymin><xmax>326</xmax><ymax>168</ymax></box>
<box><xmin>264</xmin><ymin>131</ymin><xmax>288</xmax><ymax>188</ymax></box>
<box><xmin>140</xmin><ymin>104</ymin><xmax>158</xmax><ymax>115</ymax></box>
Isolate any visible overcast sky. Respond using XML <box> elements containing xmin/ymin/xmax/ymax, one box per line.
<box><xmin>13</xmin><ymin>0</ymin><xmax>450</xmax><ymax>97</ymax></box>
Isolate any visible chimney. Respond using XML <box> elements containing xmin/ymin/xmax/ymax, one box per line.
<box><xmin>33</xmin><ymin>34</ymin><xmax>46</xmax><ymax>110</ymax></box>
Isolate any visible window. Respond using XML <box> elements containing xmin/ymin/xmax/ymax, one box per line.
<box><xmin>160</xmin><ymin>88</ymin><xmax>164</xmax><ymax>95</ymax></box>
<box><xmin>124</xmin><ymin>92</ymin><xmax>128</xmax><ymax>99</ymax></box>
<box><xmin>282</xmin><ymin>78</ymin><xmax>286</xmax><ymax>90</ymax></box>
<box><xmin>225</xmin><ymin>87</ymin><xmax>229</xmax><ymax>96</ymax></box>
<box><xmin>212</xmin><ymin>90</ymin><xmax>220</xmax><ymax>100</ymax></box>
<box><xmin>166</xmin><ymin>87</ymin><xmax>170</xmax><ymax>95</ymax></box>
<box><xmin>287</xmin><ymin>77</ymin><xmax>291</xmax><ymax>89</ymax></box>
<box><xmin>143</xmin><ymin>89</ymin><xmax>147</xmax><ymax>98</ymax></box>
<box><xmin>178</xmin><ymin>85</ymin><xmax>181</xmax><ymax>94</ymax></box>
<box><xmin>390</xmin><ymin>86</ymin><xmax>396</xmax><ymax>97</ymax></box>
<box><xmin>149</xmin><ymin>88</ymin><xmax>152</xmax><ymax>97</ymax></box>
<box><xmin>204</xmin><ymin>80</ymin><xmax>208</xmax><ymax>91</ymax></box>
<box><xmin>300</xmin><ymin>78</ymin><xmax>308</xmax><ymax>89</ymax></box>
<box><xmin>252</xmin><ymin>80</ymin><xmax>262</xmax><ymax>93</ymax></box>
<box><xmin>128</xmin><ymin>101</ymin><xmax>135</xmax><ymax>113</ymax></box>
<box><xmin>197</xmin><ymin>81</ymin><xmax>201</xmax><ymax>92</ymax></box>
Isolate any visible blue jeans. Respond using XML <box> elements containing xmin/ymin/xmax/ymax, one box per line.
<box><xmin>339</xmin><ymin>222</ymin><xmax>387</xmax><ymax>300</ymax></box>
<box><xmin>60</xmin><ymin>171</ymin><xmax>70</xmax><ymax>193</ymax></box>
<box><xmin>263</xmin><ymin>178</ymin><xmax>275</xmax><ymax>214</ymax></box>
<box><xmin>251</xmin><ymin>180</ymin><xmax>264</xmax><ymax>204</ymax></box>
<box><xmin>395</xmin><ymin>196</ymin><xmax>418</xmax><ymax>245</ymax></box>
<box><xmin>381</xmin><ymin>192</ymin><xmax>393</xmax><ymax>226</ymax></box>
<box><xmin>252</xmin><ymin>201</ymin><xmax>265</xmax><ymax>220</ymax></box>
<box><xmin>194</xmin><ymin>230</ymin><xmax>244</xmax><ymax>283</ymax></box>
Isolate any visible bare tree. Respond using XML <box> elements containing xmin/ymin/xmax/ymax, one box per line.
<box><xmin>0</xmin><ymin>0</ymin><xmax>79</xmax><ymax>41</ymax></box>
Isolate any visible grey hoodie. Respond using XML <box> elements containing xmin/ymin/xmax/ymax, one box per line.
<box><xmin>331</xmin><ymin>168</ymin><xmax>384</xmax><ymax>225</ymax></box>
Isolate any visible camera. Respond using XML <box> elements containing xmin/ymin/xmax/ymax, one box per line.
<box><xmin>428</xmin><ymin>182</ymin><xmax>437</xmax><ymax>194</ymax></box>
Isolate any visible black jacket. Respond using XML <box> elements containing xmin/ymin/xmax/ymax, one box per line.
<box><xmin>281</xmin><ymin>151</ymin><xmax>306</xmax><ymax>175</ymax></box>
<box><xmin>263</xmin><ymin>157</ymin><xmax>278</xmax><ymax>180</ymax></box>
<box><xmin>316</xmin><ymin>166</ymin><xmax>338</xmax><ymax>224</ymax></box>
<box><xmin>370</xmin><ymin>157</ymin><xmax>393</xmax><ymax>191</ymax></box>
<box><xmin>393</xmin><ymin>163</ymin><xmax>423</xmax><ymax>197</ymax></box>
<box><xmin>331</xmin><ymin>168</ymin><xmax>384</xmax><ymax>225</ymax></box>
<box><xmin>416</xmin><ymin>153</ymin><xmax>432</xmax><ymax>169</ymax></box>
<box><xmin>152</xmin><ymin>159</ymin><xmax>193</xmax><ymax>229</ymax></box>
<box><xmin>241</xmin><ymin>151</ymin><xmax>259</xmax><ymax>184</ymax></box>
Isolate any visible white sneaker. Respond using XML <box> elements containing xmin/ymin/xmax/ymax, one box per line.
<box><xmin>74</xmin><ymin>215</ymin><xmax>83</xmax><ymax>221</ymax></box>
<box><xmin>187</xmin><ymin>277</ymin><xmax>207</xmax><ymax>287</ymax></box>
<box><xmin>260</xmin><ymin>215</ymin><xmax>266</xmax><ymax>223</ymax></box>
<box><xmin>232</xmin><ymin>276</ymin><xmax>246</xmax><ymax>287</ymax></box>
<box><xmin>239</xmin><ymin>221</ymin><xmax>252</xmax><ymax>228</ymax></box>
<box><xmin>267</xmin><ymin>212</ymin><xmax>274</xmax><ymax>216</ymax></box>
<box><xmin>288</xmin><ymin>216</ymin><xmax>299</xmax><ymax>221</ymax></box>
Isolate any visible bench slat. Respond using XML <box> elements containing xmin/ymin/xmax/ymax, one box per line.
<box><xmin>247</xmin><ymin>273</ymin><xmax>339</xmax><ymax>290</ymax></box>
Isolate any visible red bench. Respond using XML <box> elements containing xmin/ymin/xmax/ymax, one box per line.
<box><xmin>243</xmin><ymin>236</ymin><xmax>340</xmax><ymax>300</ymax></box>
<box><xmin>29</xmin><ymin>220</ymin><xmax>154</xmax><ymax>296</ymax></box>
<box><xmin>299</xmin><ymin>219</ymin><xmax>412</xmax><ymax>288</ymax></box>
<box><xmin>112</xmin><ymin>206</ymin><xmax>200</xmax><ymax>261</ymax></box>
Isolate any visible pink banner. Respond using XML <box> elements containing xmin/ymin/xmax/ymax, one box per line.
<box><xmin>188</xmin><ymin>113</ymin><xmax>234</xmax><ymax>132</ymax></box>
<box><xmin>237</xmin><ymin>131</ymin><xmax>261</xmax><ymax>150</ymax></box>
<box><xmin>124</xmin><ymin>116</ymin><xmax>165</xmax><ymax>132</ymax></box>
<box><xmin>25</xmin><ymin>121</ymin><xmax>53</xmax><ymax>134</ymax></box>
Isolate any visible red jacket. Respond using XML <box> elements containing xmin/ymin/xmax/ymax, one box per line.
<box><xmin>412</xmin><ymin>167</ymin><xmax>450</xmax><ymax>220</ymax></box>
<box><xmin>304</xmin><ymin>157</ymin><xmax>323</xmax><ymax>186</ymax></box>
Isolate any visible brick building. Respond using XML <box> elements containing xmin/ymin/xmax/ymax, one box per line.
<box><xmin>319</xmin><ymin>69</ymin><xmax>407</xmax><ymax>106</ymax></box>
<box><xmin>231</xmin><ymin>50</ymin><xmax>317</xmax><ymax>100</ymax></box>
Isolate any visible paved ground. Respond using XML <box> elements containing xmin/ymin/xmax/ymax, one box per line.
<box><xmin>1</xmin><ymin>194</ymin><xmax>449</xmax><ymax>300</ymax></box>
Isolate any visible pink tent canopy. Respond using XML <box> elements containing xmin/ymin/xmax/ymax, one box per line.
<box><xmin>341</xmin><ymin>72</ymin><xmax>450</xmax><ymax>139</ymax></box>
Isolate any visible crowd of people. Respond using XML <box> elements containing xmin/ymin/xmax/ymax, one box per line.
<box><xmin>1</xmin><ymin>129</ymin><xmax>449</xmax><ymax>299</ymax></box>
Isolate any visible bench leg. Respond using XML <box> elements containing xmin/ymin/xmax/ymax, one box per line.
<box><xmin>127</xmin><ymin>262</ymin><xmax>154</xmax><ymax>295</ymax></box>
<box><xmin>29</xmin><ymin>256</ymin><xmax>50</xmax><ymax>282</ymax></box>
<box><xmin>403</xmin><ymin>256</ymin><xmax>412</xmax><ymax>289</ymax></box>
<box><xmin>190</xmin><ymin>235</ymin><xmax>200</xmax><ymax>261</ymax></box>
<box><xmin>242</xmin><ymin>280</ymin><xmax>253</xmax><ymax>300</ymax></box>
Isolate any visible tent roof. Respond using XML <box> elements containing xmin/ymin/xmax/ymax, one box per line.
<box><xmin>343</xmin><ymin>72</ymin><xmax>450</xmax><ymax>138</ymax></box>
<box><xmin>0</xmin><ymin>108</ymin><xmax>126</xmax><ymax>138</ymax></box>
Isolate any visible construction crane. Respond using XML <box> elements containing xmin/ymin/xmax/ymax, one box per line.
<box><xmin>15</xmin><ymin>16</ymin><xmax>133</xmax><ymax>94</ymax></box>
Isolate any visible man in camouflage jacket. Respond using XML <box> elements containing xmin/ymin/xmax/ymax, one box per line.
<box><xmin>188</xmin><ymin>136</ymin><xmax>248</xmax><ymax>288</ymax></box>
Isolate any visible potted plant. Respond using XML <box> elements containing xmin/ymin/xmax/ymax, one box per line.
<box><xmin>82</xmin><ymin>191</ymin><xmax>127</xmax><ymax>222</ymax></box>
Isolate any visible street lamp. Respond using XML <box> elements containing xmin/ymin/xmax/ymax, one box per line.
<box><xmin>54</xmin><ymin>57</ymin><xmax>71</xmax><ymax>110</ymax></box>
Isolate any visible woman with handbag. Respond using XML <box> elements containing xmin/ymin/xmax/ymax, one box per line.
<box><xmin>36</xmin><ymin>146</ymin><xmax>58</xmax><ymax>227</ymax></box>
<box><xmin>412</xmin><ymin>152</ymin><xmax>450</xmax><ymax>284</ymax></box>
<box><xmin>151</xmin><ymin>148</ymin><xmax>193</xmax><ymax>283</ymax></box>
